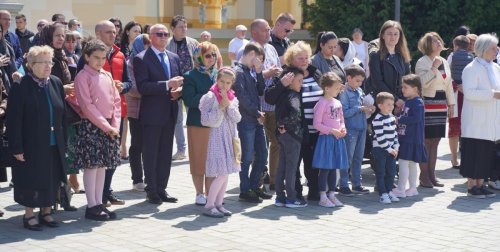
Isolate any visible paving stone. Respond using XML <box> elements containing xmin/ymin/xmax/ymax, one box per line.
<box><xmin>1</xmin><ymin>121</ymin><xmax>499</xmax><ymax>250</ymax></box>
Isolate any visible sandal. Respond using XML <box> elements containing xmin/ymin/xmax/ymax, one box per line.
<box><xmin>100</xmin><ymin>204</ymin><xmax>117</xmax><ymax>220</ymax></box>
<box><xmin>202</xmin><ymin>207</ymin><xmax>224</xmax><ymax>218</ymax></box>
<box><xmin>23</xmin><ymin>215</ymin><xmax>42</xmax><ymax>231</ymax></box>
<box><xmin>216</xmin><ymin>206</ymin><xmax>232</xmax><ymax>216</ymax></box>
<box><xmin>38</xmin><ymin>212</ymin><xmax>59</xmax><ymax>228</ymax></box>
<box><xmin>85</xmin><ymin>205</ymin><xmax>109</xmax><ymax>221</ymax></box>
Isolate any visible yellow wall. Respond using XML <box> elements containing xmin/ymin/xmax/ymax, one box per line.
<box><xmin>13</xmin><ymin>0</ymin><xmax>304</xmax><ymax>33</ymax></box>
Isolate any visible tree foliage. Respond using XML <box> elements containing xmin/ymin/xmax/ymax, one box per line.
<box><xmin>302</xmin><ymin>0</ymin><xmax>500</xmax><ymax>63</ymax></box>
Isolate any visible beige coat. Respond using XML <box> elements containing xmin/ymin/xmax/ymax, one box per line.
<box><xmin>415</xmin><ymin>55</ymin><xmax>455</xmax><ymax>106</ymax></box>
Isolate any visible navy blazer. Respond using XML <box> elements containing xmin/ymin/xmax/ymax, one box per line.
<box><xmin>133</xmin><ymin>47</ymin><xmax>181</xmax><ymax>126</ymax></box>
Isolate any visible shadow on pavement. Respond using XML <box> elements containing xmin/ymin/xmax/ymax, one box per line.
<box><xmin>172</xmin><ymin>215</ymin><xmax>228</xmax><ymax>231</ymax></box>
<box><xmin>0</xmin><ymin>206</ymin><xmax>102</xmax><ymax>243</ymax></box>
<box><xmin>447</xmin><ymin>183</ymin><xmax>500</xmax><ymax>213</ymax></box>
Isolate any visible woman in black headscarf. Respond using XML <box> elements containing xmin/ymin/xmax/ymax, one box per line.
<box><xmin>39</xmin><ymin>23</ymin><xmax>78</xmax><ymax>211</ymax></box>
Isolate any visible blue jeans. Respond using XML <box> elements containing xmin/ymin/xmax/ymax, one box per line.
<box><xmin>372</xmin><ymin>147</ymin><xmax>396</xmax><ymax>195</ymax></box>
<box><xmin>174</xmin><ymin>100</ymin><xmax>186</xmax><ymax>153</ymax></box>
<box><xmin>340</xmin><ymin>129</ymin><xmax>366</xmax><ymax>188</ymax></box>
<box><xmin>238</xmin><ymin>122</ymin><xmax>268</xmax><ymax>192</ymax></box>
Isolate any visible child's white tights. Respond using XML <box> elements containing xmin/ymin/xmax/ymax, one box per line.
<box><xmin>83</xmin><ymin>167</ymin><xmax>106</xmax><ymax>207</ymax></box>
<box><xmin>205</xmin><ymin>175</ymin><xmax>228</xmax><ymax>209</ymax></box>
<box><xmin>398</xmin><ymin>159</ymin><xmax>418</xmax><ymax>190</ymax></box>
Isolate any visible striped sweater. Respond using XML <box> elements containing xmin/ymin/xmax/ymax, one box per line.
<box><xmin>372</xmin><ymin>113</ymin><xmax>399</xmax><ymax>153</ymax></box>
<box><xmin>302</xmin><ymin>75</ymin><xmax>324</xmax><ymax>133</ymax></box>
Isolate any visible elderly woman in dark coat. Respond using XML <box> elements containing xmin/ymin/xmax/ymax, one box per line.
<box><xmin>6</xmin><ymin>45</ymin><xmax>68</xmax><ymax>231</ymax></box>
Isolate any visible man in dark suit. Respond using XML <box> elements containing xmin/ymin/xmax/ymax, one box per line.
<box><xmin>133</xmin><ymin>24</ymin><xmax>183</xmax><ymax>204</ymax></box>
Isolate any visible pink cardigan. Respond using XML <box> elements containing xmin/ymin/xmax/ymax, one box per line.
<box><xmin>313</xmin><ymin>97</ymin><xmax>345</xmax><ymax>135</ymax></box>
<box><xmin>75</xmin><ymin>64</ymin><xmax>121</xmax><ymax>132</ymax></box>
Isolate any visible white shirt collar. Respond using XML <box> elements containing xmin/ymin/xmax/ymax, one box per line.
<box><xmin>151</xmin><ymin>46</ymin><xmax>167</xmax><ymax>56</ymax></box>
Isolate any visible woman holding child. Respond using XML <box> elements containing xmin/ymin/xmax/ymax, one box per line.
<box><xmin>265</xmin><ymin>41</ymin><xmax>323</xmax><ymax>202</ymax></box>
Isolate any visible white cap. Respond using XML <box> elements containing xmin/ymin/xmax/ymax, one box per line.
<box><xmin>235</xmin><ymin>25</ymin><xmax>247</xmax><ymax>32</ymax></box>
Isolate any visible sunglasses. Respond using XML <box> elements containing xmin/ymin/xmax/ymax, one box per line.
<box><xmin>204</xmin><ymin>53</ymin><xmax>217</xmax><ymax>59</ymax></box>
<box><xmin>154</xmin><ymin>32</ymin><xmax>170</xmax><ymax>38</ymax></box>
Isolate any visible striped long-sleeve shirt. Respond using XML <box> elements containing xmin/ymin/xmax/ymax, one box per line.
<box><xmin>372</xmin><ymin>113</ymin><xmax>399</xmax><ymax>153</ymax></box>
<box><xmin>302</xmin><ymin>75</ymin><xmax>324</xmax><ymax>133</ymax></box>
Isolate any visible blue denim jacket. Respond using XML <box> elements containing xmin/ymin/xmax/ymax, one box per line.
<box><xmin>339</xmin><ymin>85</ymin><xmax>367</xmax><ymax>130</ymax></box>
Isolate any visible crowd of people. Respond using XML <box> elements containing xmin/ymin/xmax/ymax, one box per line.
<box><xmin>0</xmin><ymin>9</ymin><xmax>499</xmax><ymax>229</ymax></box>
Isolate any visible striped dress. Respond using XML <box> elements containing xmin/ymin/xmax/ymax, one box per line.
<box><xmin>301</xmin><ymin>75</ymin><xmax>324</xmax><ymax>134</ymax></box>
<box><xmin>423</xmin><ymin>66</ymin><xmax>448</xmax><ymax>139</ymax></box>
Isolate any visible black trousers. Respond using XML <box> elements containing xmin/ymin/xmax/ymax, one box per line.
<box><xmin>142</xmin><ymin>122</ymin><xmax>175</xmax><ymax>195</ymax></box>
<box><xmin>295</xmin><ymin>132</ymin><xmax>319</xmax><ymax>198</ymax></box>
<box><xmin>103</xmin><ymin>168</ymin><xmax>116</xmax><ymax>202</ymax></box>
<box><xmin>128</xmin><ymin>118</ymin><xmax>144</xmax><ymax>184</ymax></box>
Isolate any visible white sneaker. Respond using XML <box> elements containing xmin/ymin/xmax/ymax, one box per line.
<box><xmin>172</xmin><ymin>152</ymin><xmax>186</xmax><ymax>160</ymax></box>
<box><xmin>195</xmin><ymin>194</ymin><xmax>207</xmax><ymax>206</ymax></box>
<box><xmin>488</xmin><ymin>180</ymin><xmax>500</xmax><ymax>190</ymax></box>
<box><xmin>388</xmin><ymin>191</ymin><xmax>400</xmax><ymax>202</ymax></box>
<box><xmin>380</xmin><ymin>193</ymin><xmax>391</xmax><ymax>204</ymax></box>
<box><xmin>133</xmin><ymin>183</ymin><xmax>146</xmax><ymax>192</ymax></box>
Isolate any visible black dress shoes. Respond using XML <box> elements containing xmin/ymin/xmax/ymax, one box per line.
<box><xmin>38</xmin><ymin>212</ymin><xmax>59</xmax><ymax>228</ymax></box>
<box><xmin>158</xmin><ymin>191</ymin><xmax>178</xmax><ymax>203</ymax></box>
<box><xmin>107</xmin><ymin>193</ymin><xmax>125</xmax><ymax>205</ymax></box>
<box><xmin>62</xmin><ymin>204</ymin><xmax>78</xmax><ymax>212</ymax></box>
<box><xmin>23</xmin><ymin>215</ymin><xmax>42</xmax><ymax>231</ymax></box>
<box><xmin>146</xmin><ymin>194</ymin><xmax>163</xmax><ymax>205</ymax></box>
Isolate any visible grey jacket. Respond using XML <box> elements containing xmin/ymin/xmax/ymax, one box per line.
<box><xmin>166</xmin><ymin>36</ymin><xmax>199</xmax><ymax>70</ymax></box>
<box><xmin>310</xmin><ymin>52</ymin><xmax>346</xmax><ymax>83</ymax></box>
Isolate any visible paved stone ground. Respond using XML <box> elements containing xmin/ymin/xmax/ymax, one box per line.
<box><xmin>0</xmin><ymin>122</ymin><xmax>499</xmax><ymax>251</ymax></box>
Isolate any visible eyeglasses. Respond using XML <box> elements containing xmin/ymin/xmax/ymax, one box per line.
<box><xmin>204</xmin><ymin>53</ymin><xmax>217</xmax><ymax>59</ymax></box>
<box><xmin>154</xmin><ymin>32</ymin><xmax>170</xmax><ymax>38</ymax></box>
<box><xmin>34</xmin><ymin>61</ymin><xmax>54</xmax><ymax>66</ymax></box>
<box><xmin>285</xmin><ymin>29</ymin><xmax>294</xmax><ymax>34</ymax></box>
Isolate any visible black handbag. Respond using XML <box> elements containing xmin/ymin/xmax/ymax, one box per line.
<box><xmin>0</xmin><ymin>134</ymin><xmax>13</xmax><ymax>167</ymax></box>
<box><xmin>65</xmin><ymin>100</ymin><xmax>81</xmax><ymax>125</ymax></box>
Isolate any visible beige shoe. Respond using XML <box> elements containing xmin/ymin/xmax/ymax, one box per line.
<box><xmin>172</xmin><ymin>152</ymin><xmax>186</xmax><ymax>160</ymax></box>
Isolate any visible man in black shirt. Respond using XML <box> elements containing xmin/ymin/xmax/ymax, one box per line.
<box><xmin>15</xmin><ymin>14</ymin><xmax>34</xmax><ymax>54</ymax></box>
<box><xmin>269</xmin><ymin>12</ymin><xmax>295</xmax><ymax>65</ymax></box>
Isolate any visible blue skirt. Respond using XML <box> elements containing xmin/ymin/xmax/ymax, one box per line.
<box><xmin>312</xmin><ymin>135</ymin><xmax>348</xmax><ymax>170</ymax></box>
<box><xmin>398</xmin><ymin>142</ymin><xmax>427</xmax><ymax>163</ymax></box>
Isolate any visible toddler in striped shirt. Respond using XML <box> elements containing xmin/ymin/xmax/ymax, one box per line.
<box><xmin>371</xmin><ymin>92</ymin><xmax>400</xmax><ymax>204</ymax></box>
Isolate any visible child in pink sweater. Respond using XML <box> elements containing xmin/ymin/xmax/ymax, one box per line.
<box><xmin>74</xmin><ymin>39</ymin><xmax>121</xmax><ymax>221</ymax></box>
<box><xmin>312</xmin><ymin>72</ymin><xmax>349</xmax><ymax>208</ymax></box>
